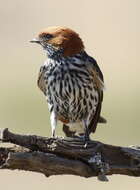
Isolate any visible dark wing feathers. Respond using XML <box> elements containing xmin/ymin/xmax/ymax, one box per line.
<box><xmin>86</xmin><ymin>55</ymin><xmax>106</xmax><ymax>134</ymax></box>
<box><xmin>37</xmin><ymin>66</ymin><xmax>47</xmax><ymax>94</ymax></box>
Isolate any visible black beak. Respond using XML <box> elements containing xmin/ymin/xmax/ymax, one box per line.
<box><xmin>30</xmin><ymin>38</ymin><xmax>41</xmax><ymax>44</ymax></box>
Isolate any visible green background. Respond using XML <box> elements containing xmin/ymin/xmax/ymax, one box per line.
<box><xmin>0</xmin><ymin>0</ymin><xmax>139</xmax><ymax>189</ymax></box>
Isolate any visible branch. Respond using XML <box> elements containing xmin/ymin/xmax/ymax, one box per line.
<box><xmin>0</xmin><ymin>128</ymin><xmax>140</xmax><ymax>181</ymax></box>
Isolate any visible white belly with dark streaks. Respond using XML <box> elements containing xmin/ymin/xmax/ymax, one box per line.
<box><xmin>45</xmin><ymin>57</ymin><xmax>99</xmax><ymax>125</ymax></box>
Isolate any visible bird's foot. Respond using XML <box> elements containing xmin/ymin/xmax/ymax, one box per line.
<box><xmin>51</xmin><ymin>134</ymin><xmax>64</xmax><ymax>140</ymax></box>
<box><xmin>78</xmin><ymin>133</ymin><xmax>90</xmax><ymax>148</ymax></box>
<box><xmin>84</xmin><ymin>142</ymin><xmax>88</xmax><ymax>148</ymax></box>
<box><xmin>84</xmin><ymin>135</ymin><xmax>90</xmax><ymax>148</ymax></box>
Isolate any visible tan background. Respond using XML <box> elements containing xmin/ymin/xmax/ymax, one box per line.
<box><xmin>0</xmin><ymin>0</ymin><xmax>140</xmax><ymax>189</ymax></box>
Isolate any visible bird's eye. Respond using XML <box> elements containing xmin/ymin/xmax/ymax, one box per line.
<box><xmin>42</xmin><ymin>33</ymin><xmax>53</xmax><ymax>39</ymax></box>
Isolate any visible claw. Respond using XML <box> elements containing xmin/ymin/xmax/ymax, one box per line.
<box><xmin>84</xmin><ymin>135</ymin><xmax>90</xmax><ymax>148</ymax></box>
<box><xmin>84</xmin><ymin>142</ymin><xmax>88</xmax><ymax>148</ymax></box>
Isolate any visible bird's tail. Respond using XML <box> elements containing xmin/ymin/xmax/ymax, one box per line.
<box><xmin>98</xmin><ymin>116</ymin><xmax>107</xmax><ymax>124</ymax></box>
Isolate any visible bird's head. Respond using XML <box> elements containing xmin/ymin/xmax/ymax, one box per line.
<box><xmin>30</xmin><ymin>26</ymin><xmax>84</xmax><ymax>57</ymax></box>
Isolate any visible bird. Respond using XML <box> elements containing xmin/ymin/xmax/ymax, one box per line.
<box><xmin>30</xmin><ymin>26</ymin><xmax>106</xmax><ymax>141</ymax></box>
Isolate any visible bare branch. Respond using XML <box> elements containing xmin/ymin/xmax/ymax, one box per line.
<box><xmin>0</xmin><ymin>128</ymin><xmax>140</xmax><ymax>181</ymax></box>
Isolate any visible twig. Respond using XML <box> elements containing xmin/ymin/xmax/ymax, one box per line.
<box><xmin>0</xmin><ymin>128</ymin><xmax>140</xmax><ymax>181</ymax></box>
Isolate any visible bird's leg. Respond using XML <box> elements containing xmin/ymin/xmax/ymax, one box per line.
<box><xmin>82</xmin><ymin>120</ymin><xmax>90</xmax><ymax>148</ymax></box>
<box><xmin>50</xmin><ymin>111</ymin><xmax>57</xmax><ymax>138</ymax></box>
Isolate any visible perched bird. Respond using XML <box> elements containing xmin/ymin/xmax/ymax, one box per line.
<box><xmin>30</xmin><ymin>26</ymin><xmax>106</xmax><ymax>140</ymax></box>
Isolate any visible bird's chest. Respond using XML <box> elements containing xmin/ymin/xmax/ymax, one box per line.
<box><xmin>39</xmin><ymin>58</ymin><xmax>99</xmax><ymax>122</ymax></box>
<box><xmin>46</xmin><ymin>63</ymin><xmax>71</xmax><ymax>105</ymax></box>
<box><xmin>47</xmin><ymin>67</ymin><xmax>97</xmax><ymax>120</ymax></box>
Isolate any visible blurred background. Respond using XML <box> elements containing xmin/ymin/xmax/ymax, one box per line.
<box><xmin>0</xmin><ymin>0</ymin><xmax>139</xmax><ymax>189</ymax></box>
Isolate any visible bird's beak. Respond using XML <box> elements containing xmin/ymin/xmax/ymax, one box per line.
<box><xmin>30</xmin><ymin>37</ymin><xmax>41</xmax><ymax>44</ymax></box>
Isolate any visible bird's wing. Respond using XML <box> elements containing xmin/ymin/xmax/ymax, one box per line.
<box><xmin>37</xmin><ymin>66</ymin><xmax>47</xmax><ymax>94</ymax></box>
<box><xmin>86</xmin><ymin>56</ymin><xmax>105</xmax><ymax>134</ymax></box>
